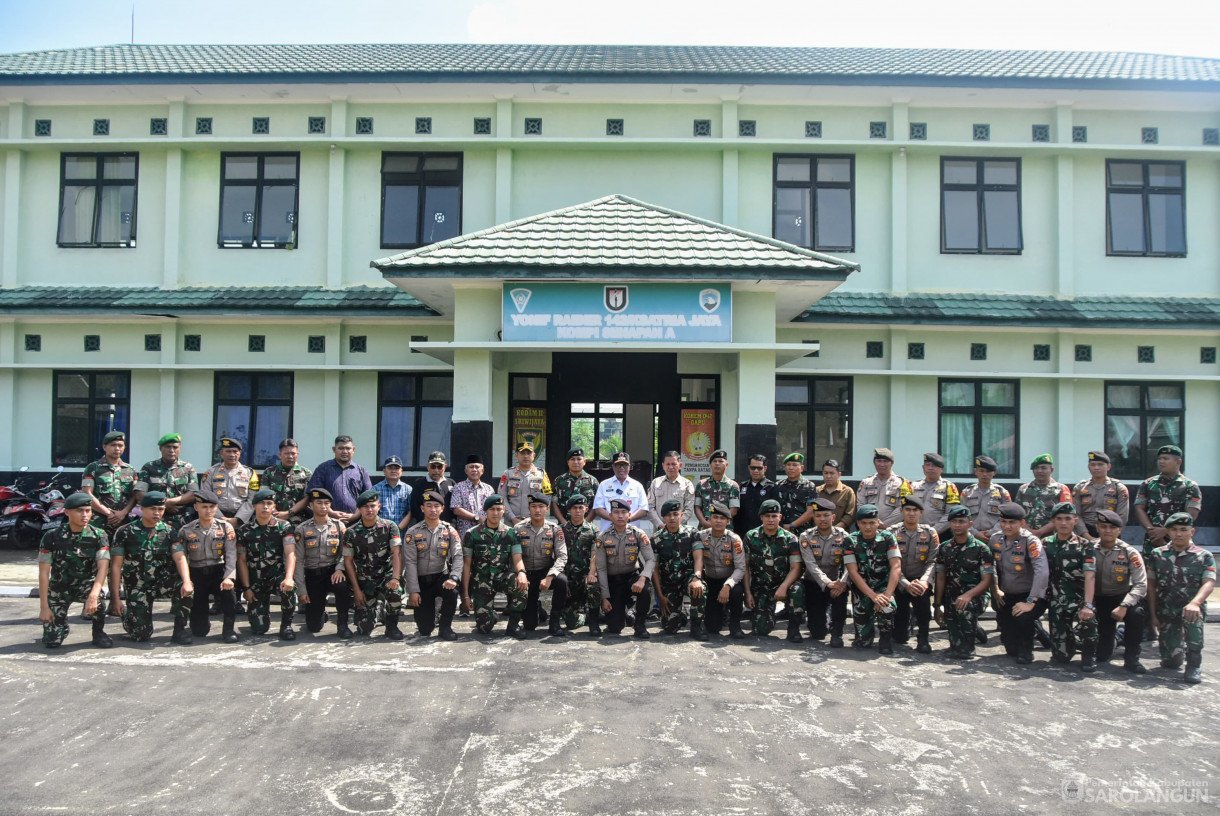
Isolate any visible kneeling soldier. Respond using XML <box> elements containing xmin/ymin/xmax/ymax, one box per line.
<box><xmin>463</xmin><ymin>495</ymin><xmax>527</xmax><ymax>637</ymax></box>
<box><xmin>1081</xmin><ymin>509</ymin><xmax>1147</xmax><ymax>673</ymax></box>
<box><xmin>560</xmin><ymin>495</ymin><xmax>600</xmax><ymax>634</ymax></box>
<box><xmin>403</xmin><ymin>491</ymin><xmax>461</xmax><ymax>640</ymax></box>
<box><xmin>237</xmin><ymin>488</ymin><xmax>299</xmax><ymax>640</ymax></box>
<box><xmin>176</xmin><ymin>489</ymin><xmax>239</xmax><ymax>643</ymax></box>
<box><xmin>1148</xmin><ymin>513</ymin><xmax>1215</xmax><ymax>684</ymax></box>
<box><xmin>889</xmin><ymin>496</ymin><xmax>940</xmax><ymax>653</ymax></box>
<box><xmin>746</xmin><ymin>499</ymin><xmax>805</xmax><ymax>642</ymax></box>
<box><xmin>934</xmin><ymin>505</ymin><xmax>994</xmax><ymax>659</ymax></box>
<box><xmin>515</xmin><ymin>493</ymin><xmax>569</xmax><ymax>638</ymax></box>
<box><xmin>694</xmin><ymin>502</ymin><xmax>747</xmax><ymax>639</ymax></box>
<box><xmin>651</xmin><ymin>499</ymin><xmax>705</xmax><ymax>639</ymax></box>
<box><xmin>38</xmin><ymin>493</ymin><xmax>113</xmax><ymax>649</ymax></box>
<box><xmin>1041</xmin><ymin>502</ymin><xmax>1095</xmax><ymax>669</ymax></box>
<box><xmin>990</xmin><ymin>502</ymin><xmax>1048</xmax><ymax>664</ymax></box>
<box><xmin>798</xmin><ymin>498</ymin><xmax>851</xmax><ymax>647</ymax></box>
<box><xmin>844</xmin><ymin>504</ymin><xmax>902</xmax><ymax>655</ymax></box>
<box><xmin>111</xmin><ymin>492</ymin><xmax>190</xmax><ymax>642</ymax></box>
<box><xmin>344</xmin><ymin>490</ymin><xmax>405</xmax><ymax>639</ymax></box>
<box><xmin>295</xmin><ymin>488</ymin><xmax>352</xmax><ymax>639</ymax></box>
<box><xmin>595</xmin><ymin>498</ymin><xmax>656</xmax><ymax>639</ymax></box>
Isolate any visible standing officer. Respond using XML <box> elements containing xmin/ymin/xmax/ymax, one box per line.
<box><xmin>695</xmin><ymin>449</ymin><xmax>741</xmax><ymax>528</ymax></box>
<box><xmin>888</xmin><ymin>496</ymin><xmax>940</xmax><ymax>653</ymax></box>
<box><xmin>1134</xmin><ymin>445</ymin><xmax>1202</xmax><ymax>556</ymax></box>
<box><xmin>692</xmin><ymin>502</ymin><xmax>747</xmax><ymax>639</ymax></box>
<box><xmin>647</xmin><ymin>450</ymin><xmax>697</xmax><ymax>531</ymax></box>
<box><xmin>594</xmin><ymin>498</ymin><xmax>656</xmax><ymax>638</ymax></box>
<box><xmin>907</xmin><ymin>453</ymin><xmax>960</xmax><ymax>538</ymax></box>
<box><xmin>592</xmin><ymin>451</ymin><xmax>649</xmax><ymax>531</ymax></box>
<box><xmin>774</xmin><ymin>453</ymin><xmax>816</xmax><ymax>535</ymax></box>
<box><xmin>1015</xmin><ymin>454</ymin><xmax>1073</xmax><ymax>539</ymax></box>
<box><xmin>111</xmin><ymin>492</ymin><xmax>190</xmax><ymax>643</ymax></box>
<box><xmin>990</xmin><ymin>502</ymin><xmax>1049</xmax><ymax>664</ymax></box>
<box><xmin>1082</xmin><ymin>510</ymin><xmax>1148</xmax><ymax>674</ymax></box>
<box><xmin>37</xmin><ymin>492</ymin><xmax>112</xmax><ymax>649</ymax></box>
<box><xmin>133</xmin><ymin>433</ymin><xmax>199</xmax><ymax>533</ymax></box>
<box><xmin>1072</xmin><ymin>451</ymin><xmax>1129</xmax><ymax>538</ymax></box>
<box><xmin>462</xmin><ymin>495</ymin><xmax>527</xmax><ymax>637</ymax></box>
<box><xmin>295</xmin><ymin>488</ymin><xmax>352</xmax><ymax>639</ymax></box>
<box><xmin>237</xmin><ymin>488</ymin><xmax>298</xmax><ymax>640</ymax></box>
<box><xmin>934</xmin><ymin>506</ymin><xmax>994</xmax><ymax>659</ymax></box>
<box><xmin>560</xmin><ymin>495</ymin><xmax>601</xmax><ymax>635</ymax></box>
<box><xmin>345</xmin><ymin>490</ymin><xmax>406</xmax><ymax>641</ymax></box>
<box><xmin>553</xmin><ymin>448</ymin><xmax>600</xmax><ymax>526</ymax></box>
<box><xmin>1147</xmin><ymin>513</ymin><xmax>1215</xmax><ymax>684</ymax></box>
<box><xmin>176</xmin><ymin>489</ymin><xmax>239</xmax><ymax>644</ymax></box>
<box><xmin>856</xmin><ymin>448</ymin><xmax>913</xmax><ymax>528</ymax></box>
<box><xmin>844</xmin><ymin>504</ymin><xmax>902</xmax><ymax>655</ymax></box>
<box><xmin>450</xmin><ymin>454</ymin><xmax>496</xmax><ymax>540</ymax></box>
<box><xmin>202</xmin><ymin>437</ymin><xmax>259</xmax><ymax>524</ymax></box>
<box><xmin>514</xmin><ymin>493</ymin><xmax>569</xmax><ymax>637</ymax></box>
<box><xmin>797</xmin><ymin>498</ymin><xmax>851</xmax><ymax>647</ymax></box>
<box><xmin>746</xmin><ymin>499</ymin><xmax>805</xmax><ymax>642</ymax></box>
<box><xmin>261</xmin><ymin>438</ymin><xmax>312</xmax><ymax>525</ymax></box>
<box><xmin>816</xmin><ymin>459</ymin><xmax>856</xmax><ymax>532</ymax></box>
<box><xmin>81</xmin><ymin>430</ymin><xmax>137</xmax><ymax>532</ymax></box>
<box><xmin>1041</xmin><ymin>502</ymin><xmax>1095</xmax><ymax>668</ymax></box>
<box><xmin>959</xmin><ymin>455</ymin><xmax>1009</xmax><ymax>543</ymax></box>
<box><xmin>499</xmin><ymin>442</ymin><xmax>552</xmax><ymax>525</ymax></box>
<box><xmin>735</xmin><ymin>454</ymin><xmax>777</xmax><ymax>538</ymax></box>
<box><xmin>651</xmin><ymin>499</ymin><xmax>705</xmax><ymax>639</ymax></box>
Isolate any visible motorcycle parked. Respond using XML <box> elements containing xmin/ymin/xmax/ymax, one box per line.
<box><xmin>0</xmin><ymin>466</ymin><xmax>72</xmax><ymax>549</ymax></box>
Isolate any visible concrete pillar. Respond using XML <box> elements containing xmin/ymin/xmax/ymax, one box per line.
<box><xmin>0</xmin><ymin>322</ymin><xmax>14</xmax><ymax>467</ymax></box>
<box><xmin>326</xmin><ymin>147</ymin><xmax>346</xmax><ymax>288</ymax></box>
<box><xmin>890</xmin><ymin>147</ymin><xmax>908</xmax><ymax>294</ymax></box>
<box><xmin>722</xmin><ymin>149</ymin><xmax>739</xmax><ymax>227</ymax></box>
<box><xmin>1056</xmin><ymin>154</ymin><xmax>1075</xmax><ymax>297</ymax></box>
<box><xmin>163</xmin><ymin>149</ymin><xmax>183</xmax><ymax>288</ymax></box>
<box><xmin>732</xmin><ymin>289</ymin><xmax>776</xmax><ymax>480</ymax></box>
<box><xmin>155</xmin><ymin>321</ymin><xmax>178</xmax><ymax>450</ymax></box>
<box><xmin>451</xmin><ymin>286</ymin><xmax>500</xmax><ymax>467</ymax></box>
<box><xmin>495</xmin><ymin>148</ymin><xmax>512</xmax><ymax>224</ymax></box>
<box><xmin>2</xmin><ymin>102</ymin><xmax>24</xmax><ymax>288</ymax></box>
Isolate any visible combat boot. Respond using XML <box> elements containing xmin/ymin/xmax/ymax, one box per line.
<box><xmin>91</xmin><ymin>618</ymin><xmax>113</xmax><ymax>649</ymax></box>
<box><xmin>549</xmin><ymin>617</ymin><xmax>569</xmax><ymax>638</ymax></box>
<box><xmin>384</xmin><ymin>616</ymin><xmax>404</xmax><ymax>641</ymax></box>
<box><xmin>171</xmin><ymin>618</ymin><xmax>193</xmax><ymax>645</ymax></box>
<box><xmin>221</xmin><ymin>615</ymin><xmax>239</xmax><ymax>644</ymax></box>
<box><xmin>279</xmin><ymin>622</ymin><xmax>296</xmax><ymax>641</ymax></box>
<box><xmin>787</xmin><ymin>614</ymin><xmax>804</xmax><ymax>644</ymax></box>
<box><xmin>633</xmin><ymin>618</ymin><xmax>651</xmax><ymax>640</ymax></box>
<box><xmin>1161</xmin><ymin>655</ymin><xmax>1184</xmax><ymax>670</ymax></box>
<box><xmin>1184</xmin><ymin>651</ymin><xmax>1203</xmax><ymax>685</ymax></box>
<box><xmin>728</xmin><ymin>620</ymin><xmax>747</xmax><ymax>640</ymax></box>
<box><xmin>1034</xmin><ymin>621</ymin><xmax>1052</xmax><ymax>650</ymax></box>
<box><xmin>690</xmin><ymin>617</ymin><xmax>708</xmax><ymax>641</ymax></box>
<box><xmin>587</xmin><ymin>617</ymin><xmax>602</xmax><ymax>637</ymax></box>
<box><xmin>974</xmin><ymin>624</ymin><xmax>989</xmax><ymax>645</ymax></box>
<box><xmin>878</xmin><ymin>632</ymin><xmax>894</xmax><ymax>656</ymax></box>
<box><xmin>439</xmin><ymin>624</ymin><xmax>457</xmax><ymax>642</ymax></box>
<box><xmin>1081</xmin><ymin>644</ymin><xmax>1097</xmax><ymax>673</ymax></box>
<box><xmin>916</xmin><ymin>623</ymin><xmax>931</xmax><ymax>653</ymax></box>
<box><xmin>829</xmin><ymin>632</ymin><xmax>845</xmax><ymax>648</ymax></box>
<box><xmin>336</xmin><ymin>610</ymin><xmax>353</xmax><ymax>640</ymax></box>
<box><xmin>506</xmin><ymin>614</ymin><xmax>527</xmax><ymax>640</ymax></box>
<box><xmin>358</xmin><ymin>615</ymin><xmax>376</xmax><ymax>637</ymax></box>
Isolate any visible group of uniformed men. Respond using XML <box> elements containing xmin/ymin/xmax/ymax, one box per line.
<box><xmin>37</xmin><ymin>431</ymin><xmax>1214</xmax><ymax>685</ymax></box>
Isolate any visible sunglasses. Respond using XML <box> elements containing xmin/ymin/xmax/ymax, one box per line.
<box><xmin>749</xmin><ymin>465</ymin><xmax>765</xmax><ymax>470</ymax></box>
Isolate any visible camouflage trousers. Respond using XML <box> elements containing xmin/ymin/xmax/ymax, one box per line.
<box><xmin>122</xmin><ymin>566</ymin><xmax>188</xmax><ymax>641</ymax></box>
<box><xmin>43</xmin><ymin>577</ymin><xmax>104</xmax><ymax>646</ymax></box>
<box><xmin>562</xmin><ymin>567</ymin><xmax>598</xmax><ymax>629</ymax></box>
<box><xmin>471</xmin><ymin>569</ymin><xmax>527</xmax><ymax>633</ymax></box>
<box><xmin>246</xmin><ymin>573</ymin><xmax>297</xmax><ymax>635</ymax></box>
<box><xmin>1049</xmin><ymin>589</ymin><xmax>1097</xmax><ymax>659</ymax></box>
<box><xmin>851</xmin><ymin>585</ymin><xmax>894</xmax><ymax>643</ymax></box>
<box><xmin>658</xmin><ymin>574</ymin><xmax>706</xmax><ymax>633</ymax></box>
<box><xmin>354</xmin><ymin>576</ymin><xmax>403</xmax><ymax>634</ymax></box>
<box><xmin>1158</xmin><ymin>605</ymin><xmax>1206</xmax><ymax>661</ymax></box>
<box><xmin>943</xmin><ymin>592</ymin><xmax>986</xmax><ymax>653</ymax></box>
<box><xmin>750</xmin><ymin>577</ymin><xmax>805</xmax><ymax>636</ymax></box>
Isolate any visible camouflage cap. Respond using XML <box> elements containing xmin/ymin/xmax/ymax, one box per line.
<box><xmin>140</xmin><ymin>491</ymin><xmax>167</xmax><ymax>508</ymax></box>
<box><xmin>64</xmin><ymin>493</ymin><xmax>93</xmax><ymax>510</ymax></box>
<box><xmin>759</xmin><ymin>499</ymin><xmax>781</xmax><ymax>515</ymax></box>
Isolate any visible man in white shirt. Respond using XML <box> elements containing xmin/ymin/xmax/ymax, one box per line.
<box><xmin>593</xmin><ymin>451</ymin><xmax>649</xmax><ymax>531</ymax></box>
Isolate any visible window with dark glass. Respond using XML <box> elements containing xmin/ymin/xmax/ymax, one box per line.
<box><xmin>773</xmin><ymin>155</ymin><xmax>854</xmax><ymax>252</ymax></box>
<box><xmin>381</xmin><ymin>153</ymin><xmax>462</xmax><ymax>249</ymax></box>
<box><xmin>57</xmin><ymin>154</ymin><xmax>138</xmax><ymax>247</ymax></box>
<box><xmin>1104</xmin><ymin>382</ymin><xmax>1184</xmax><ymax>479</ymax></box>
<box><xmin>213</xmin><ymin>373</ymin><xmax>293</xmax><ymax>468</ymax></box>
<box><xmin>378</xmin><ymin>373</ymin><xmax>453</xmax><ymax>469</ymax></box>
<box><xmin>938</xmin><ymin>379</ymin><xmax>1019</xmax><ymax>477</ymax></box>
<box><xmin>940</xmin><ymin>158</ymin><xmax>1022</xmax><ymax>254</ymax></box>
<box><xmin>218</xmin><ymin>153</ymin><xmax>299</xmax><ymax>248</ymax></box>
<box><xmin>1106</xmin><ymin>160</ymin><xmax>1186</xmax><ymax>256</ymax></box>
<box><xmin>52</xmin><ymin>371</ymin><xmax>131</xmax><ymax>466</ymax></box>
<box><xmin>776</xmin><ymin>377</ymin><xmax>852</xmax><ymax>472</ymax></box>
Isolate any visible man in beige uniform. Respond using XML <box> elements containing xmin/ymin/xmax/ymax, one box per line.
<box><xmin>958</xmin><ymin>455</ymin><xmax>1009</xmax><ymax>543</ymax></box>
<box><xmin>694</xmin><ymin>502</ymin><xmax>748</xmax><ymax>639</ymax></box>
<box><xmin>403</xmin><ymin>491</ymin><xmax>462</xmax><ymax>640</ymax></box>
<box><xmin>514</xmin><ymin>493</ymin><xmax>569</xmax><ymax>637</ymax></box>
<box><xmin>594</xmin><ymin>498</ymin><xmax>655</xmax><ymax>639</ymax></box>
<box><xmin>295</xmin><ymin>488</ymin><xmax>352</xmax><ymax>639</ymax></box>
<box><xmin>646</xmin><ymin>450</ymin><xmax>696</xmax><ymax>530</ymax></box>
<box><xmin>797</xmin><ymin>498</ymin><xmax>852</xmax><ymax>646</ymax></box>
<box><xmin>888</xmin><ymin>496</ymin><xmax>940</xmax><ymax>653</ymax></box>
<box><xmin>1081</xmin><ymin>510</ymin><xmax>1147</xmax><ymax>673</ymax></box>
<box><xmin>176</xmin><ymin>489</ymin><xmax>239</xmax><ymax>644</ymax></box>
<box><xmin>855</xmin><ymin>448</ymin><xmax>913</xmax><ymax>528</ymax></box>
<box><xmin>906</xmin><ymin>453</ymin><xmax>960</xmax><ymax>538</ymax></box>
<box><xmin>498</xmin><ymin>441</ymin><xmax>552</xmax><ymax>524</ymax></box>
<box><xmin>816</xmin><ymin>459</ymin><xmax>856</xmax><ymax>531</ymax></box>
<box><xmin>1072</xmin><ymin>451</ymin><xmax>1130</xmax><ymax>539</ymax></box>
<box><xmin>202</xmin><ymin>437</ymin><xmax>260</xmax><ymax>523</ymax></box>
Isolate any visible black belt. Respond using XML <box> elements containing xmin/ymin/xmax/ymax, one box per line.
<box><xmin>304</xmin><ymin>566</ymin><xmax>340</xmax><ymax>578</ymax></box>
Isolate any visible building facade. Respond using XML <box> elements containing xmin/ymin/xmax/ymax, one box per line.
<box><xmin>0</xmin><ymin>45</ymin><xmax>1217</xmax><ymax>536</ymax></box>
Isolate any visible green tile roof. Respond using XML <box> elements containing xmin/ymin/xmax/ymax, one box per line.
<box><xmin>0</xmin><ymin>285</ymin><xmax>434</xmax><ymax>316</ymax></box>
<box><xmin>798</xmin><ymin>291</ymin><xmax>1220</xmax><ymax>329</ymax></box>
<box><xmin>1</xmin><ymin>44</ymin><xmax>1217</xmax><ymax>89</ymax></box>
<box><xmin>373</xmin><ymin>194</ymin><xmax>857</xmax><ymax>280</ymax></box>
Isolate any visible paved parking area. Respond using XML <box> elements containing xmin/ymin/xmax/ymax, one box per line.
<box><xmin>0</xmin><ymin>597</ymin><xmax>1216</xmax><ymax>815</ymax></box>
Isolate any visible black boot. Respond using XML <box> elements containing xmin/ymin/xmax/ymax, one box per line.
<box><xmin>916</xmin><ymin>624</ymin><xmax>931</xmax><ymax>654</ymax></box>
<box><xmin>787</xmin><ymin>614</ymin><xmax>804</xmax><ymax>644</ymax></box>
<box><xmin>1161</xmin><ymin>655</ymin><xmax>1184</xmax><ymax>670</ymax></box>
<box><xmin>506</xmin><ymin>614</ymin><xmax>527</xmax><ymax>640</ymax></box>
<box><xmin>690</xmin><ymin>617</ymin><xmax>707</xmax><ymax>641</ymax></box>
<box><xmin>1034</xmin><ymin>621</ymin><xmax>1052</xmax><ymax>650</ymax></box>
<box><xmin>221</xmin><ymin>615</ymin><xmax>239</xmax><ymax>644</ymax></box>
<box><xmin>439</xmin><ymin>624</ymin><xmax>457</xmax><ymax>641</ymax></box>
<box><xmin>171</xmin><ymin>617</ymin><xmax>193</xmax><ymax>645</ymax></box>
<box><xmin>336</xmin><ymin>610</ymin><xmax>353</xmax><ymax>640</ymax></box>
<box><xmin>549</xmin><ymin>618</ymin><xmax>569</xmax><ymax>638</ymax></box>
<box><xmin>587</xmin><ymin>617</ymin><xmax>602</xmax><ymax>637</ymax></box>
<box><xmin>279</xmin><ymin>621</ymin><xmax>296</xmax><ymax>641</ymax></box>
<box><xmin>91</xmin><ymin>618</ymin><xmax>113</xmax><ymax>649</ymax></box>
<box><xmin>384</xmin><ymin>615</ymin><xmax>404</xmax><ymax>641</ymax></box>
<box><xmin>1184</xmin><ymin>651</ymin><xmax>1203</xmax><ymax>684</ymax></box>
<box><xmin>974</xmin><ymin>623</ymin><xmax>988</xmax><ymax>645</ymax></box>
<box><xmin>634</xmin><ymin>617</ymin><xmax>651</xmax><ymax>640</ymax></box>
<box><xmin>1081</xmin><ymin>644</ymin><xmax>1097</xmax><ymax>673</ymax></box>
<box><xmin>829</xmin><ymin>630</ymin><xmax>844</xmax><ymax>648</ymax></box>
<box><xmin>1124</xmin><ymin>649</ymin><xmax>1147</xmax><ymax>675</ymax></box>
<box><xmin>728</xmin><ymin>619</ymin><xmax>747</xmax><ymax>640</ymax></box>
<box><xmin>878</xmin><ymin>632</ymin><xmax>894</xmax><ymax>656</ymax></box>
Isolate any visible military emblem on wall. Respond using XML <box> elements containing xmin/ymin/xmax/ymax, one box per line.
<box><xmin>604</xmin><ymin>286</ymin><xmax>628</xmax><ymax>312</ymax></box>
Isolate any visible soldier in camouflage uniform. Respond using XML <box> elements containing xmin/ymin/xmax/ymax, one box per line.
<box><xmin>237</xmin><ymin>488</ymin><xmax>299</xmax><ymax>640</ymax></box>
<box><xmin>37</xmin><ymin>493</ymin><xmax>112</xmax><ymax>648</ymax></box>
<box><xmin>261</xmin><ymin>438</ymin><xmax>313</xmax><ymax>525</ymax></box>
<box><xmin>81</xmin><ymin>430</ymin><xmax>137</xmax><ymax>532</ymax></box>
<box><xmin>110</xmin><ymin>492</ymin><xmax>191</xmax><ymax>643</ymax></box>
<box><xmin>560</xmin><ymin>495</ymin><xmax>601</xmax><ymax>634</ymax></box>
<box><xmin>462</xmin><ymin>495</ymin><xmax>528</xmax><ymax>637</ymax></box>
<box><xmin>1147</xmin><ymin>513</ymin><xmax>1214</xmax><ymax>684</ymax></box>
<box><xmin>552</xmin><ymin>447</ymin><xmax>599</xmax><ymax>526</ymax></box>
<box><xmin>745</xmin><ymin>499</ymin><xmax>805</xmax><ymax>642</ymax></box>
<box><xmin>934</xmin><ymin>505</ymin><xmax>994</xmax><ymax>659</ymax></box>
<box><xmin>133</xmin><ymin>433</ymin><xmax>200</xmax><ymax>533</ymax></box>
<box><xmin>1014</xmin><ymin>454</ymin><xmax>1073</xmax><ymax>538</ymax></box>
<box><xmin>775</xmin><ymin>453</ymin><xmax>816</xmax><ymax>534</ymax></box>
<box><xmin>1134</xmin><ymin>445</ymin><xmax>1202</xmax><ymax>557</ymax></box>
<box><xmin>843</xmin><ymin>504</ymin><xmax>902</xmax><ymax>654</ymax></box>
<box><xmin>650</xmin><ymin>499</ymin><xmax>705</xmax><ymax>639</ymax></box>
<box><xmin>344</xmin><ymin>490</ymin><xmax>405</xmax><ymax>640</ymax></box>
<box><xmin>1041</xmin><ymin>502</ymin><xmax>1096</xmax><ymax>668</ymax></box>
<box><xmin>695</xmin><ymin>449</ymin><xmax>741</xmax><ymax>528</ymax></box>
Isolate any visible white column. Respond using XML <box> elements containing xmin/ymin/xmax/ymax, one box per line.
<box><xmin>722</xmin><ymin>149</ymin><xmax>739</xmax><ymax>227</ymax></box>
<box><xmin>890</xmin><ymin>146</ymin><xmax>908</xmax><ymax>294</ymax></box>
<box><xmin>163</xmin><ymin>149</ymin><xmax>183</xmax><ymax>288</ymax></box>
<box><xmin>495</xmin><ymin>97</ymin><xmax>513</xmax><ymax>223</ymax></box>
<box><xmin>733</xmin><ymin>289</ymin><xmax>776</xmax><ymax>425</ymax></box>
<box><xmin>2</xmin><ymin>102</ymin><xmax>24</xmax><ymax>288</ymax></box>
<box><xmin>156</xmin><ymin>321</ymin><xmax>178</xmax><ymax>446</ymax></box>
<box><xmin>326</xmin><ymin>146</ymin><xmax>346</xmax><ymax>288</ymax></box>
<box><xmin>0</xmin><ymin>322</ymin><xmax>14</xmax><ymax>468</ymax></box>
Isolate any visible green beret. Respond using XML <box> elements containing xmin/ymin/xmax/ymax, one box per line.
<box><xmin>708</xmin><ymin>501</ymin><xmax>732</xmax><ymax>518</ymax></box>
<box><xmin>1050</xmin><ymin>502</ymin><xmax>1076</xmax><ymax>517</ymax></box>
<box><xmin>660</xmin><ymin>499</ymin><xmax>682</xmax><ymax>516</ymax></box>
<box><xmin>947</xmin><ymin>505</ymin><xmax>972</xmax><ymax>520</ymax></box>
<box><xmin>102</xmin><ymin>431</ymin><xmax>126</xmax><ymax>444</ymax></box>
<box><xmin>1164</xmin><ymin>512</ymin><xmax>1195</xmax><ymax>528</ymax></box>
<box><xmin>157</xmin><ymin>433</ymin><xmax>182</xmax><ymax>446</ymax></box>
<box><xmin>1030</xmin><ymin>454</ymin><xmax>1054</xmax><ymax>468</ymax></box>
<box><xmin>566</xmin><ymin>494</ymin><xmax>588</xmax><ymax>509</ymax></box>
<box><xmin>252</xmin><ymin>488</ymin><xmax>276</xmax><ymax>504</ymax></box>
<box><xmin>856</xmin><ymin>504</ymin><xmax>879</xmax><ymax>520</ymax></box>
<box><xmin>355</xmin><ymin>489</ymin><xmax>379</xmax><ymax>508</ymax></box>
<box><xmin>783</xmin><ymin>452</ymin><xmax>805</xmax><ymax>464</ymax></box>
<box><xmin>483</xmin><ymin>494</ymin><xmax>504</xmax><ymax>511</ymax></box>
<box><xmin>140</xmin><ymin>491</ymin><xmax>167</xmax><ymax>508</ymax></box>
<box><xmin>64</xmin><ymin>493</ymin><xmax>93</xmax><ymax>510</ymax></box>
<box><xmin>759</xmin><ymin>499</ymin><xmax>781</xmax><ymax>515</ymax></box>
<box><xmin>1158</xmin><ymin>445</ymin><xmax>1184</xmax><ymax>459</ymax></box>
